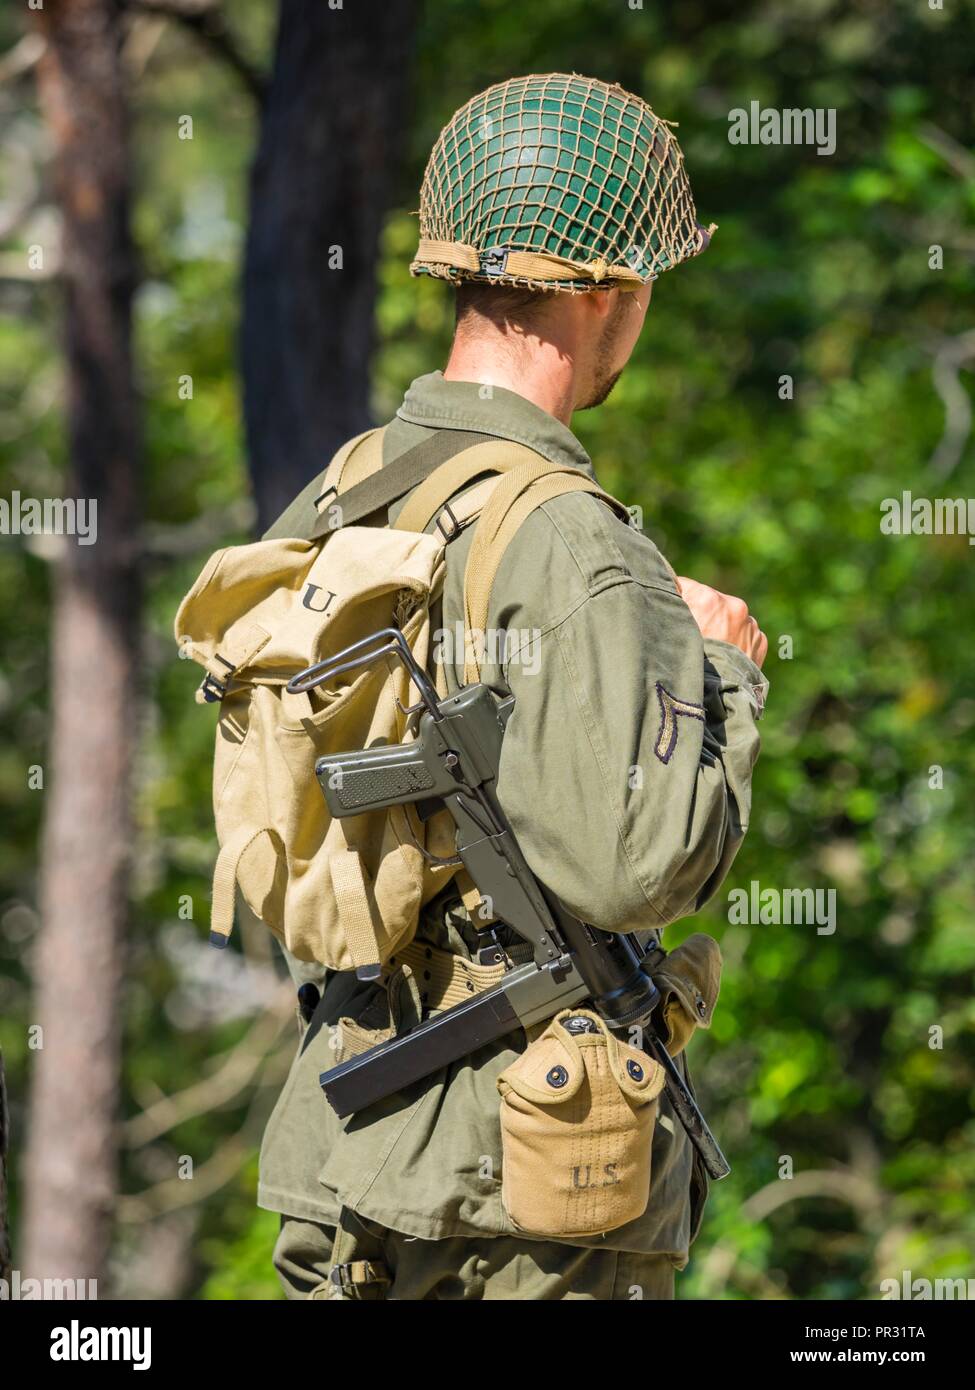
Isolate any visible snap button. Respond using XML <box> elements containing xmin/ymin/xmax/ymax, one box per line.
<box><xmin>561</xmin><ymin>1015</ymin><xmax>599</xmax><ymax>1035</ymax></box>
<box><xmin>546</xmin><ymin>1065</ymin><xmax>569</xmax><ymax>1089</ymax></box>
<box><xmin>696</xmin><ymin>994</ymin><xmax>708</xmax><ymax>1018</ymax></box>
<box><xmin>626</xmin><ymin>1059</ymin><xmax>644</xmax><ymax>1082</ymax></box>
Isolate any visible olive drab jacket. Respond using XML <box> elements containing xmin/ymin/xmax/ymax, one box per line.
<box><xmin>257</xmin><ymin>372</ymin><xmax>768</xmax><ymax>1259</ymax></box>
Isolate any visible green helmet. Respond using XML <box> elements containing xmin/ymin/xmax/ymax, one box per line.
<box><xmin>412</xmin><ymin>73</ymin><xmax>714</xmax><ymax>294</ymax></box>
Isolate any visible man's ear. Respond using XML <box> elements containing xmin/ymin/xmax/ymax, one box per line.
<box><xmin>584</xmin><ymin>287</ymin><xmax>620</xmax><ymax>321</ymax></box>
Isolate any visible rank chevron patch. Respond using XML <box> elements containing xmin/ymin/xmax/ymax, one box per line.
<box><xmin>653</xmin><ymin>682</ymin><xmax>706</xmax><ymax>764</ymax></box>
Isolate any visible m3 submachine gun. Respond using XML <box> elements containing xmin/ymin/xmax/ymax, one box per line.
<box><xmin>288</xmin><ymin>628</ymin><xmax>730</xmax><ymax>1181</ymax></box>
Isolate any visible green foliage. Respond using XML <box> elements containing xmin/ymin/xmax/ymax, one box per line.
<box><xmin>1</xmin><ymin>0</ymin><xmax>973</xmax><ymax>1299</ymax></box>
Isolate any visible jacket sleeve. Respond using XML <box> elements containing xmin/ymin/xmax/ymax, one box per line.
<box><xmin>491</xmin><ymin>501</ymin><xmax>768</xmax><ymax>933</ymax></box>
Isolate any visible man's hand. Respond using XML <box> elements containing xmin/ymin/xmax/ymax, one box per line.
<box><xmin>676</xmin><ymin>576</ymin><xmax>768</xmax><ymax>668</ymax></box>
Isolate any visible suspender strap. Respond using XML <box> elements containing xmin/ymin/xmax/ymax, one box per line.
<box><xmin>392</xmin><ymin>439</ymin><xmax>547</xmax><ymax>535</ymax></box>
<box><xmin>323</xmin><ymin>427</ymin><xmax>385</xmax><ymax>496</ymax></box>
<box><xmin>306</xmin><ymin>429</ymin><xmax>489</xmax><ymax>540</ymax></box>
<box><xmin>463</xmin><ymin>463</ymin><xmax>630</xmax><ymax>683</ymax></box>
<box><xmin>307</xmin><ymin>426</ymin><xmax>385</xmax><ymax>538</ymax></box>
<box><xmin>265</xmin><ymin>428</ymin><xmax>384</xmax><ymax>542</ymax></box>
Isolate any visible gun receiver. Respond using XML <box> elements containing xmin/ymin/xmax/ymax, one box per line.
<box><xmin>289</xmin><ymin>628</ymin><xmax>730</xmax><ymax>1181</ymax></box>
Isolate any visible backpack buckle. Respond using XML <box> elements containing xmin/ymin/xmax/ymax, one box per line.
<box><xmin>199</xmin><ymin>673</ymin><xmax>226</xmax><ymax>703</ymax></box>
<box><xmin>199</xmin><ymin>653</ymin><xmax>236</xmax><ymax>703</ymax></box>
<box><xmin>435</xmin><ymin>500</ymin><xmax>461</xmax><ymax>541</ymax></box>
<box><xmin>329</xmin><ymin>1260</ymin><xmax>391</xmax><ymax>1298</ymax></box>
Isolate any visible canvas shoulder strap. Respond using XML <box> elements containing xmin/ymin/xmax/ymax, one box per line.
<box><xmin>261</xmin><ymin>428</ymin><xmax>384</xmax><ymax>541</ymax></box>
<box><xmin>306</xmin><ymin>428</ymin><xmax>498</xmax><ymax>541</ymax></box>
<box><xmin>383</xmin><ymin>435</ymin><xmax>632</xmax><ymax>685</ymax></box>
<box><xmin>461</xmin><ymin>462</ymin><xmax>631</xmax><ymax>683</ymax></box>
<box><xmin>306</xmin><ymin>426</ymin><xmax>386</xmax><ymax>538</ymax></box>
<box><xmin>391</xmin><ymin>438</ymin><xmax>549</xmax><ymax>535</ymax></box>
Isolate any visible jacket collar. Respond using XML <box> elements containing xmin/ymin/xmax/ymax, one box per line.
<box><xmin>397</xmin><ymin>372</ymin><xmax>596</xmax><ymax>480</ymax></box>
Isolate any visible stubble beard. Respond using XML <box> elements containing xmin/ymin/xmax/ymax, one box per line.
<box><xmin>576</xmin><ymin>298</ymin><xmax>630</xmax><ymax>410</ymax></box>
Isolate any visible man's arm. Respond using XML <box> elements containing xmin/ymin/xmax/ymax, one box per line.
<box><xmin>489</xmin><ymin>494</ymin><xmax>768</xmax><ymax>934</ymax></box>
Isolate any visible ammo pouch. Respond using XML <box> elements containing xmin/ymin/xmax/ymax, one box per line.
<box><xmin>497</xmin><ymin>1008</ymin><xmax>665</xmax><ymax>1238</ymax></box>
<box><xmin>652</xmin><ymin>932</ymin><xmax>722</xmax><ymax>1057</ymax></box>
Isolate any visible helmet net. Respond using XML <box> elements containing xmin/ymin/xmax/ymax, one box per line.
<box><xmin>412</xmin><ymin>73</ymin><xmax>714</xmax><ymax>294</ymax></box>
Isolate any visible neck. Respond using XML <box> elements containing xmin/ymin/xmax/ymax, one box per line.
<box><xmin>443</xmin><ymin>328</ymin><xmax>580</xmax><ymax>426</ymax></box>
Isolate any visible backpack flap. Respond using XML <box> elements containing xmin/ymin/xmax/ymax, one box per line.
<box><xmin>175</xmin><ymin>527</ymin><xmax>445</xmax><ymax>702</ymax></box>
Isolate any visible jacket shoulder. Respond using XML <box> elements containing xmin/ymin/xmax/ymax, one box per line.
<box><xmin>518</xmin><ymin>487</ymin><xmax>678</xmax><ymax>598</ymax></box>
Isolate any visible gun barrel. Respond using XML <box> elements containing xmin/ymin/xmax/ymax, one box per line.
<box><xmin>644</xmin><ymin>1035</ymin><xmax>732</xmax><ymax>1181</ymax></box>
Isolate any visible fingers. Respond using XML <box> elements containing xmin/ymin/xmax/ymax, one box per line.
<box><xmin>748</xmin><ymin>616</ymin><xmax>768</xmax><ymax>668</ymax></box>
<box><xmin>678</xmin><ymin>575</ymin><xmax>767</xmax><ymax>667</ymax></box>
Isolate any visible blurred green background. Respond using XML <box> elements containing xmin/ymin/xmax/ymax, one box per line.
<box><xmin>1</xmin><ymin>0</ymin><xmax>973</xmax><ymax>1299</ymax></box>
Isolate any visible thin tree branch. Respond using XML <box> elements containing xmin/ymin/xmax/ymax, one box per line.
<box><xmin>696</xmin><ymin>1166</ymin><xmax>883</xmax><ymax>1297</ymax></box>
<box><xmin>134</xmin><ymin>0</ymin><xmax>216</xmax><ymax>13</ymax></box>
<box><xmin>142</xmin><ymin>497</ymin><xmax>257</xmax><ymax>561</ymax></box>
<box><xmin>117</xmin><ymin>1050</ymin><xmax>292</xmax><ymax>1221</ymax></box>
<box><xmin>123</xmin><ymin>983</ymin><xmax>293</xmax><ymax>1147</ymax></box>
<box><xmin>0</xmin><ymin>250</ymin><xmax>61</xmax><ymax>281</ymax></box>
<box><xmin>0</xmin><ymin>32</ymin><xmax>46</xmax><ymax>84</ymax></box>
<box><xmin>918</xmin><ymin>122</ymin><xmax>975</xmax><ymax>184</ymax></box>
<box><xmin>126</xmin><ymin>0</ymin><xmax>266</xmax><ymax>104</ymax></box>
<box><xmin>926</xmin><ymin>329</ymin><xmax>975</xmax><ymax>483</ymax></box>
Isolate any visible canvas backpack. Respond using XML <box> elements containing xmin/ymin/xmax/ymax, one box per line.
<box><xmin>174</xmin><ymin>426</ymin><xmax>630</xmax><ymax>976</ymax></box>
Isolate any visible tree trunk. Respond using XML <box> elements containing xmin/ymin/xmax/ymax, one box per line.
<box><xmin>242</xmin><ymin>0</ymin><xmax>418</xmax><ymax>531</ymax></box>
<box><xmin>22</xmin><ymin>0</ymin><xmax>140</xmax><ymax>1287</ymax></box>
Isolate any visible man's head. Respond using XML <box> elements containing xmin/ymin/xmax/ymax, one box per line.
<box><xmin>418</xmin><ymin>73</ymin><xmax>711</xmax><ymax>417</ymax></box>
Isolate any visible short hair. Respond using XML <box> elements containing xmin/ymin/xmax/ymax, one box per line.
<box><xmin>453</xmin><ymin>281</ymin><xmax>555</xmax><ymax>335</ymax></box>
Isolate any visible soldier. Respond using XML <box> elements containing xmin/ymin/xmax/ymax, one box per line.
<box><xmin>259</xmin><ymin>73</ymin><xmax>768</xmax><ymax>1301</ymax></box>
